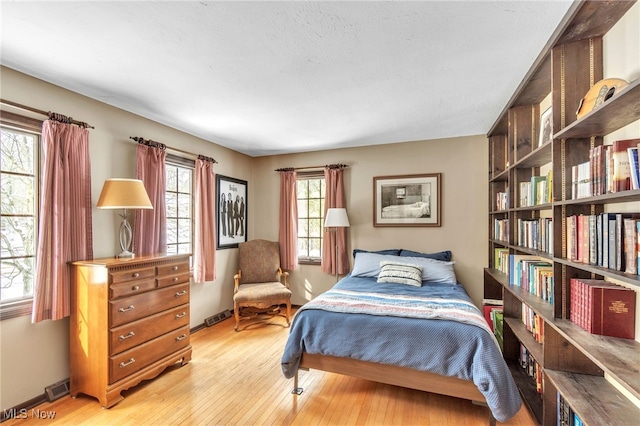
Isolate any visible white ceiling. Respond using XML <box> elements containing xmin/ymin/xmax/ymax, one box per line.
<box><xmin>0</xmin><ymin>1</ymin><xmax>574</xmax><ymax>157</ymax></box>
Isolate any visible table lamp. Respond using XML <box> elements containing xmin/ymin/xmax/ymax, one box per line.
<box><xmin>97</xmin><ymin>178</ymin><xmax>153</xmax><ymax>258</ymax></box>
<box><xmin>324</xmin><ymin>208</ymin><xmax>350</xmax><ymax>281</ymax></box>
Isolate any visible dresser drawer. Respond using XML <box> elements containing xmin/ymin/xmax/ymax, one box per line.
<box><xmin>110</xmin><ymin>277</ymin><xmax>156</xmax><ymax>299</ymax></box>
<box><xmin>157</xmin><ymin>272</ymin><xmax>190</xmax><ymax>288</ymax></box>
<box><xmin>109</xmin><ymin>304</ymin><xmax>190</xmax><ymax>355</ymax></box>
<box><xmin>157</xmin><ymin>262</ymin><xmax>189</xmax><ymax>278</ymax></box>
<box><xmin>109</xmin><ymin>325</ymin><xmax>190</xmax><ymax>384</ymax></box>
<box><xmin>110</xmin><ymin>267</ymin><xmax>155</xmax><ymax>285</ymax></box>
<box><xmin>110</xmin><ymin>283</ymin><xmax>190</xmax><ymax>327</ymax></box>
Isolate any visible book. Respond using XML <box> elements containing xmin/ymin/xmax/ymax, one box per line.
<box><xmin>624</xmin><ymin>218</ymin><xmax>638</xmax><ymax>274</ymax></box>
<box><xmin>628</xmin><ymin>147</ymin><xmax>640</xmax><ymax>190</ymax></box>
<box><xmin>611</xmin><ymin>138</ymin><xmax>640</xmax><ymax>192</ymax></box>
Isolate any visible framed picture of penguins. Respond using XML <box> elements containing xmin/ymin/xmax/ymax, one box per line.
<box><xmin>216</xmin><ymin>175</ymin><xmax>247</xmax><ymax>249</ymax></box>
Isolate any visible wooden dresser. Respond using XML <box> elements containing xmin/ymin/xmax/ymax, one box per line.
<box><xmin>70</xmin><ymin>254</ymin><xmax>192</xmax><ymax>408</ymax></box>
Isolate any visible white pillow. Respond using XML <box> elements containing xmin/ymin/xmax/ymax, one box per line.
<box><xmin>351</xmin><ymin>252</ymin><xmax>400</xmax><ymax>278</ymax></box>
<box><xmin>377</xmin><ymin>261</ymin><xmax>423</xmax><ymax>287</ymax></box>
<box><xmin>400</xmin><ymin>256</ymin><xmax>457</xmax><ymax>284</ymax></box>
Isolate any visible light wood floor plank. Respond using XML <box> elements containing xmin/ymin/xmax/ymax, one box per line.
<box><xmin>4</xmin><ymin>312</ymin><xmax>536</xmax><ymax>425</ymax></box>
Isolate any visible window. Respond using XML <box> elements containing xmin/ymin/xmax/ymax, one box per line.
<box><xmin>297</xmin><ymin>173</ymin><xmax>325</xmax><ymax>263</ymax></box>
<box><xmin>1</xmin><ymin>125</ymin><xmax>39</xmax><ymax>314</ymax></box>
<box><xmin>165</xmin><ymin>156</ymin><xmax>194</xmax><ymax>257</ymax></box>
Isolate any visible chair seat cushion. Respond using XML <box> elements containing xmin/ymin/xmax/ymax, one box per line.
<box><xmin>234</xmin><ymin>282</ymin><xmax>292</xmax><ymax>305</ymax></box>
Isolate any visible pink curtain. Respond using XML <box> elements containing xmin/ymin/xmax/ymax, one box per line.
<box><xmin>32</xmin><ymin>120</ymin><xmax>93</xmax><ymax>323</ymax></box>
<box><xmin>133</xmin><ymin>144</ymin><xmax>166</xmax><ymax>255</ymax></box>
<box><xmin>193</xmin><ymin>158</ymin><xmax>216</xmax><ymax>282</ymax></box>
<box><xmin>321</xmin><ymin>167</ymin><xmax>348</xmax><ymax>275</ymax></box>
<box><xmin>278</xmin><ymin>170</ymin><xmax>298</xmax><ymax>270</ymax></box>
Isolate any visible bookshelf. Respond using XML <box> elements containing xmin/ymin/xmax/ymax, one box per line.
<box><xmin>485</xmin><ymin>1</ymin><xmax>640</xmax><ymax>425</ymax></box>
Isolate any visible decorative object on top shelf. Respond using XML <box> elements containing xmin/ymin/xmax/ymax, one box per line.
<box><xmin>97</xmin><ymin>178</ymin><xmax>153</xmax><ymax>258</ymax></box>
<box><xmin>538</xmin><ymin>107</ymin><xmax>552</xmax><ymax>148</ymax></box>
<box><xmin>576</xmin><ymin>78</ymin><xmax>629</xmax><ymax>119</ymax></box>
<box><xmin>216</xmin><ymin>174</ymin><xmax>248</xmax><ymax>249</ymax></box>
<box><xmin>373</xmin><ymin>173</ymin><xmax>441</xmax><ymax>227</ymax></box>
<box><xmin>324</xmin><ymin>208</ymin><xmax>350</xmax><ymax>282</ymax></box>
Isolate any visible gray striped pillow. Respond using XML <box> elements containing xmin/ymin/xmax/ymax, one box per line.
<box><xmin>377</xmin><ymin>260</ymin><xmax>423</xmax><ymax>287</ymax></box>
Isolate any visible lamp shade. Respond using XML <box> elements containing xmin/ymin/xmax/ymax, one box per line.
<box><xmin>324</xmin><ymin>208</ymin><xmax>350</xmax><ymax>228</ymax></box>
<box><xmin>97</xmin><ymin>178</ymin><xmax>153</xmax><ymax>209</ymax></box>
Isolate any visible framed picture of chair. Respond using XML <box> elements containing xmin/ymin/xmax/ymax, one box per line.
<box><xmin>216</xmin><ymin>175</ymin><xmax>247</xmax><ymax>249</ymax></box>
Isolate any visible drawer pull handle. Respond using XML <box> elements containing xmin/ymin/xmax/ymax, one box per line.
<box><xmin>132</xmin><ymin>272</ymin><xmax>140</xmax><ymax>278</ymax></box>
<box><xmin>119</xmin><ymin>358</ymin><xmax>135</xmax><ymax>368</ymax></box>
<box><xmin>175</xmin><ymin>312</ymin><xmax>187</xmax><ymax>319</ymax></box>
<box><xmin>119</xmin><ymin>331</ymin><xmax>135</xmax><ymax>341</ymax></box>
<box><xmin>118</xmin><ymin>305</ymin><xmax>135</xmax><ymax>313</ymax></box>
<box><xmin>132</xmin><ymin>285</ymin><xmax>140</xmax><ymax>291</ymax></box>
<box><xmin>175</xmin><ymin>334</ymin><xmax>187</xmax><ymax>342</ymax></box>
<box><xmin>175</xmin><ymin>290</ymin><xmax>187</xmax><ymax>297</ymax></box>
<box><xmin>172</xmin><ymin>266</ymin><xmax>179</xmax><ymax>271</ymax></box>
<box><xmin>173</xmin><ymin>277</ymin><xmax>179</xmax><ymax>282</ymax></box>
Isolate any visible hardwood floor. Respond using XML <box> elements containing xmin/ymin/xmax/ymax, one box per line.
<box><xmin>5</xmin><ymin>314</ymin><xmax>536</xmax><ymax>425</ymax></box>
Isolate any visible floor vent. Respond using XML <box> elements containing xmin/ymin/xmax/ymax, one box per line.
<box><xmin>45</xmin><ymin>378</ymin><xmax>70</xmax><ymax>402</ymax></box>
<box><xmin>204</xmin><ymin>309</ymin><xmax>232</xmax><ymax>327</ymax></box>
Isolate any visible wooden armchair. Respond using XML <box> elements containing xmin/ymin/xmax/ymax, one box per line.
<box><xmin>233</xmin><ymin>239</ymin><xmax>292</xmax><ymax>331</ymax></box>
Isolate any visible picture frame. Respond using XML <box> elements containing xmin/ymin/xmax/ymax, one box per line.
<box><xmin>539</xmin><ymin>106</ymin><xmax>552</xmax><ymax>147</ymax></box>
<box><xmin>373</xmin><ymin>173</ymin><xmax>441</xmax><ymax>227</ymax></box>
<box><xmin>216</xmin><ymin>174</ymin><xmax>247</xmax><ymax>249</ymax></box>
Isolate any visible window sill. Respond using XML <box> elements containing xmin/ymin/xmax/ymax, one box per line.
<box><xmin>0</xmin><ymin>299</ymin><xmax>32</xmax><ymax>321</ymax></box>
<box><xmin>298</xmin><ymin>258</ymin><xmax>321</xmax><ymax>266</ymax></box>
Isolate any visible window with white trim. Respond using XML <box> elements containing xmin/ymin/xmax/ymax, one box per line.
<box><xmin>1</xmin><ymin>124</ymin><xmax>39</xmax><ymax>313</ymax></box>
<box><xmin>165</xmin><ymin>156</ymin><xmax>194</xmax><ymax>257</ymax></box>
<box><xmin>296</xmin><ymin>173</ymin><xmax>325</xmax><ymax>263</ymax></box>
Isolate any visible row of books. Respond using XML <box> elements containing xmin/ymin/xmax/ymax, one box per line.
<box><xmin>572</xmin><ymin>138</ymin><xmax>640</xmax><ymax>199</ymax></box>
<box><xmin>558</xmin><ymin>393</ymin><xmax>583</xmax><ymax>426</ymax></box>
<box><xmin>519</xmin><ymin>171</ymin><xmax>553</xmax><ymax>207</ymax></box>
<box><xmin>520</xmin><ymin>343</ymin><xmax>542</xmax><ymax>394</ymax></box>
<box><xmin>516</xmin><ymin>217</ymin><xmax>553</xmax><ymax>254</ymax></box>
<box><xmin>522</xmin><ymin>303</ymin><xmax>544</xmax><ymax>344</ymax></box>
<box><xmin>496</xmin><ymin>190</ymin><xmax>508</xmax><ymax>211</ymax></box>
<box><xmin>569</xmin><ymin>278</ymin><xmax>636</xmax><ymax>339</ymax></box>
<box><xmin>510</xmin><ymin>255</ymin><xmax>554</xmax><ymax>303</ymax></box>
<box><xmin>566</xmin><ymin>213</ymin><xmax>640</xmax><ymax>274</ymax></box>
<box><xmin>493</xmin><ymin>218</ymin><xmax>509</xmax><ymax>242</ymax></box>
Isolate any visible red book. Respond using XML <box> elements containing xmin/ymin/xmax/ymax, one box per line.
<box><xmin>581</xmin><ymin>279</ymin><xmax>636</xmax><ymax>339</ymax></box>
<box><xmin>611</xmin><ymin>138</ymin><xmax>640</xmax><ymax>192</ymax></box>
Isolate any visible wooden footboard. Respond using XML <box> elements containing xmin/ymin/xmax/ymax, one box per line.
<box><xmin>299</xmin><ymin>352</ymin><xmax>486</xmax><ymax>404</ymax></box>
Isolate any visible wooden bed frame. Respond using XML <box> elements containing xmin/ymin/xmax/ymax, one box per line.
<box><xmin>293</xmin><ymin>352</ymin><xmax>496</xmax><ymax>425</ymax></box>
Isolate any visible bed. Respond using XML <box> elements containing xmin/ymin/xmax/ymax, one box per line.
<box><xmin>381</xmin><ymin>201</ymin><xmax>430</xmax><ymax>218</ymax></box>
<box><xmin>281</xmin><ymin>250</ymin><xmax>522</xmax><ymax>423</ymax></box>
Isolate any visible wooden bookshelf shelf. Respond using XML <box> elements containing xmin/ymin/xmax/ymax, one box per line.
<box><xmin>485</xmin><ymin>2</ymin><xmax>639</xmax><ymax>424</ymax></box>
<box><xmin>504</xmin><ymin>318</ymin><xmax>543</xmax><ymax>365</ymax></box>
<box><xmin>545</xmin><ymin>370</ymin><xmax>640</xmax><ymax>426</ymax></box>
<box><xmin>508</xmin><ymin>363</ymin><xmax>543</xmax><ymax>425</ymax></box>
<box><xmin>554</xmin><ymin>79</ymin><xmax>640</xmax><ymax>140</ymax></box>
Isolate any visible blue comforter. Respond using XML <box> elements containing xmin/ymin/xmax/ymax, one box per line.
<box><xmin>281</xmin><ymin>275</ymin><xmax>522</xmax><ymax>422</ymax></box>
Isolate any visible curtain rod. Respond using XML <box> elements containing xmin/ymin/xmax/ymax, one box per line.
<box><xmin>0</xmin><ymin>98</ymin><xmax>94</xmax><ymax>129</ymax></box>
<box><xmin>275</xmin><ymin>164</ymin><xmax>349</xmax><ymax>172</ymax></box>
<box><xmin>130</xmin><ymin>136</ymin><xmax>218</xmax><ymax>163</ymax></box>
